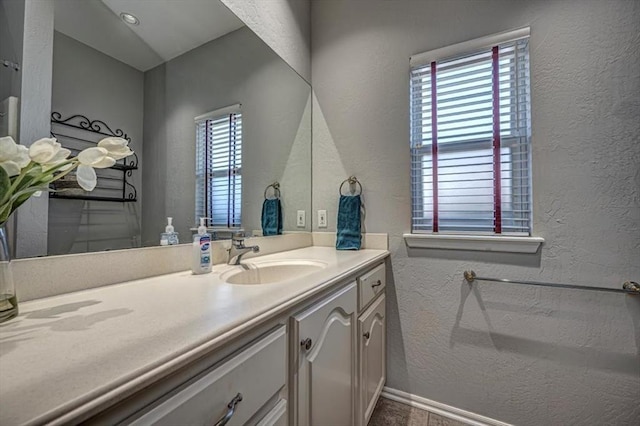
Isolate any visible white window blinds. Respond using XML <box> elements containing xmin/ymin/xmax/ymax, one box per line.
<box><xmin>410</xmin><ymin>30</ymin><xmax>531</xmax><ymax>235</ymax></box>
<box><xmin>195</xmin><ymin>107</ymin><xmax>242</xmax><ymax>228</ymax></box>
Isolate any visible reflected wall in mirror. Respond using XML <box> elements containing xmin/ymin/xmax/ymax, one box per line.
<box><xmin>31</xmin><ymin>0</ymin><xmax>311</xmax><ymax>257</ymax></box>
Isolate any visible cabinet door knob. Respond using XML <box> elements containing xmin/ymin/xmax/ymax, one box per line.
<box><xmin>363</xmin><ymin>332</ymin><xmax>370</xmax><ymax>340</ymax></box>
<box><xmin>213</xmin><ymin>392</ymin><xmax>243</xmax><ymax>426</ymax></box>
<box><xmin>371</xmin><ymin>280</ymin><xmax>382</xmax><ymax>288</ymax></box>
<box><xmin>300</xmin><ymin>338</ymin><xmax>313</xmax><ymax>350</ymax></box>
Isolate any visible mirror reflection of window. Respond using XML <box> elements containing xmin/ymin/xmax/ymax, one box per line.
<box><xmin>195</xmin><ymin>105</ymin><xmax>242</xmax><ymax>229</ymax></box>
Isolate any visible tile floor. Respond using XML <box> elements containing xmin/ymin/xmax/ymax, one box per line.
<box><xmin>368</xmin><ymin>397</ymin><xmax>469</xmax><ymax>426</ymax></box>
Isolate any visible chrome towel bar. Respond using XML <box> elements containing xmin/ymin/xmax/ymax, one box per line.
<box><xmin>463</xmin><ymin>271</ymin><xmax>640</xmax><ymax>295</ymax></box>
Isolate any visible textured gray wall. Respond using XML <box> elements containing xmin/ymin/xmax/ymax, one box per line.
<box><xmin>142</xmin><ymin>26</ymin><xmax>311</xmax><ymax>245</ymax></box>
<box><xmin>311</xmin><ymin>0</ymin><xmax>640</xmax><ymax>424</ymax></box>
<box><xmin>0</xmin><ymin>0</ymin><xmax>24</xmax><ymax>102</ymax></box>
<box><xmin>49</xmin><ymin>31</ymin><xmax>144</xmax><ymax>254</ymax></box>
<box><xmin>221</xmin><ymin>0</ymin><xmax>311</xmax><ymax>82</ymax></box>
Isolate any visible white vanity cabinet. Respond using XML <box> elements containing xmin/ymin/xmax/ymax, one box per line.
<box><xmin>125</xmin><ymin>326</ymin><xmax>287</xmax><ymax>426</ymax></box>
<box><xmin>357</xmin><ymin>263</ymin><xmax>386</xmax><ymax>426</ymax></box>
<box><xmin>289</xmin><ymin>261</ymin><xmax>387</xmax><ymax>426</ymax></box>
<box><xmin>291</xmin><ymin>282</ymin><xmax>358</xmax><ymax>426</ymax></box>
<box><xmin>77</xmin><ymin>258</ymin><xmax>388</xmax><ymax>426</ymax></box>
<box><xmin>358</xmin><ymin>293</ymin><xmax>386</xmax><ymax>426</ymax></box>
<box><xmin>1</xmin><ymin>247</ymin><xmax>391</xmax><ymax>426</ymax></box>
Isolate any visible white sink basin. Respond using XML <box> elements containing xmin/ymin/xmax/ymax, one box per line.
<box><xmin>221</xmin><ymin>260</ymin><xmax>327</xmax><ymax>285</ymax></box>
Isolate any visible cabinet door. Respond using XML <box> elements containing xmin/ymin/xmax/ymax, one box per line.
<box><xmin>358</xmin><ymin>294</ymin><xmax>386</xmax><ymax>426</ymax></box>
<box><xmin>292</xmin><ymin>283</ymin><xmax>357</xmax><ymax>426</ymax></box>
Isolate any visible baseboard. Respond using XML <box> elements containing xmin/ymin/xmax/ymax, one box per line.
<box><xmin>381</xmin><ymin>387</ymin><xmax>512</xmax><ymax>426</ymax></box>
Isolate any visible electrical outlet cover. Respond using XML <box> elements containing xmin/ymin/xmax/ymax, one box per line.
<box><xmin>297</xmin><ymin>210</ymin><xmax>306</xmax><ymax>227</ymax></box>
<box><xmin>318</xmin><ymin>210</ymin><xmax>327</xmax><ymax>228</ymax></box>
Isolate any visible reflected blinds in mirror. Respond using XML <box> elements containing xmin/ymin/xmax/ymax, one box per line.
<box><xmin>410</xmin><ymin>34</ymin><xmax>531</xmax><ymax>234</ymax></box>
<box><xmin>195</xmin><ymin>107</ymin><xmax>242</xmax><ymax>228</ymax></box>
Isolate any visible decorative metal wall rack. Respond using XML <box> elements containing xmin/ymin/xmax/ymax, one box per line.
<box><xmin>50</xmin><ymin>112</ymin><xmax>138</xmax><ymax>202</ymax></box>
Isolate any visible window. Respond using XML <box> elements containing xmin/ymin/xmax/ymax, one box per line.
<box><xmin>410</xmin><ymin>29</ymin><xmax>531</xmax><ymax>235</ymax></box>
<box><xmin>195</xmin><ymin>105</ymin><xmax>242</xmax><ymax>228</ymax></box>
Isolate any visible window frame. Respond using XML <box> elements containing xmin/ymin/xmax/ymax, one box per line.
<box><xmin>409</xmin><ymin>28</ymin><xmax>533</xmax><ymax>237</ymax></box>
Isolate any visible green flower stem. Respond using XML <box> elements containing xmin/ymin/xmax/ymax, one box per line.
<box><xmin>1</xmin><ymin>163</ymin><xmax>36</xmax><ymax>205</ymax></box>
<box><xmin>47</xmin><ymin>162</ymin><xmax>79</xmax><ymax>184</ymax></box>
<box><xmin>1</xmin><ymin>157</ymin><xmax>79</xmax><ymax>208</ymax></box>
<box><xmin>16</xmin><ymin>158</ymin><xmax>77</xmax><ymax>190</ymax></box>
<box><xmin>42</xmin><ymin>158</ymin><xmax>77</xmax><ymax>175</ymax></box>
<box><xmin>0</xmin><ymin>201</ymin><xmax>10</xmax><ymax>219</ymax></box>
<box><xmin>0</xmin><ymin>184</ymin><xmax>48</xmax><ymax>223</ymax></box>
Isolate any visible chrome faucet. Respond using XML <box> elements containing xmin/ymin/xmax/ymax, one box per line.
<box><xmin>227</xmin><ymin>232</ymin><xmax>260</xmax><ymax>266</ymax></box>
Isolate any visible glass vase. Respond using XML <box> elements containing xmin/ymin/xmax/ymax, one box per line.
<box><xmin>0</xmin><ymin>223</ymin><xmax>18</xmax><ymax>323</ymax></box>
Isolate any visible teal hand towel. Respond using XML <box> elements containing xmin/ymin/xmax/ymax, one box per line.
<box><xmin>262</xmin><ymin>198</ymin><xmax>282</xmax><ymax>236</ymax></box>
<box><xmin>336</xmin><ymin>194</ymin><xmax>361</xmax><ymax>250</ymax></box>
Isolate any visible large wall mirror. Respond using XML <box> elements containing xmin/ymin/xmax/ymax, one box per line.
<box><xmin>14</xmin><ymin>0</ymin><xmax>311</xmax><ymax>257</ymax></box>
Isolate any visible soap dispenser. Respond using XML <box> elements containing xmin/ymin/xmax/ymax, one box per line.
<box><xmin>160</xmin><ymin>217</ymin><xmax>179</xmax><ymax>245</ymax></box>
<box><xmin>192</xmin><ymin>218</ymin><xmax>212</xmax><ymax>274</ymax></box>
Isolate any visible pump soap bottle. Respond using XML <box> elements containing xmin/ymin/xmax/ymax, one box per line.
<box><xmin>192</xmin><ymin>218</ymin><xmax>212</xmax><ymax>274</ymax></box>
<box><xmin>160</xmin><ymin>217</ymin><xmax>179</xmax><ymax>245</ymax></box>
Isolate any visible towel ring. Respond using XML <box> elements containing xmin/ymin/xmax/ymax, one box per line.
<box><xmin>339</xmin><ymin>176</ymin><xmax>362</xmax><ymax>196</ymax></box>
<box><xmin>264</xmin><ymin>182</ymin><xmax>281</xmax><ymax>200</ymax></box>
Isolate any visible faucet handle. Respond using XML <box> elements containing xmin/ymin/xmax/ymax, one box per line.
<box><xmin>231</xmin><ymin>231</ymin><xmax>246</xmax><ymax>248</ymax></box>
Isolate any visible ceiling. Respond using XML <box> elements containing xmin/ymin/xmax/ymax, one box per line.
<box><xmin>53</xmin><ymin>0</ymin><xmax>245</xmax><ymax>72</ymax></box>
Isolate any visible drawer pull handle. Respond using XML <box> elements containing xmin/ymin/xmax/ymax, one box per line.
<box><xmin>363</xmin><ymin>332</ymin><xmax>370</xmax><ymax>340</ymax></box>
<box><xmin>214</xmin><ymin>393</ymin><xmax>243</xmax><ymax>426</ymax></box>
<box><xmin>301</xmin><ymin>338</ymin><xmax>313</xmax><ymax>350</ymax></box>
<box><xmin>371</xmin><ymin>280</ymin><xmax>382</xmax><ymax>288</ymax></box>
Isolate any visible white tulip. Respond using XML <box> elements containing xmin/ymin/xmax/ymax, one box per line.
<box><xmin>29</xmin><ymin>138</ymin><xmax>64</xmax><ymax>164</ymax></box>
<box><xmin>77</xmin><ymin>147</ymin><xmax>116</xmax><ymax>169</ymax></box>
<box><xmin>74</xmin><ymin>147</ymin><xmax>116</xmax><ymax>191</ymax></box>
<box><xmin>43</xmin><ymin>147</ymin><xmax>71</xmax><ymax>168</ymax></box>
<box><xmin>0</xmin><ymin>136</ymin><xmax>18</xmax><ymax>161</ymax></box>
<box><xmin>97</xmin><ymin>137</ymin><xmax>134</xmax><ymax>160</ymax></box>
<box><xmin>0</xmin><ymin>160</ymin><xmax>20</xmax><ymax>177</ymax></box>
<box><xmin>0</xmin><ymin>136</ymin><xmax>30</xmax><ymax>177</ymax></box>
<box><xmin>76</xmin><ymin>164</ymin><xmax>97</xmax><ymax>191</ymax></box>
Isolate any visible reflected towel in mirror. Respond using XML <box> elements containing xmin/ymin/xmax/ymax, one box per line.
<box><xmin>262</xmin><ymin>198</ymin><xmax>282</xmax><ymax>236</ymax></box>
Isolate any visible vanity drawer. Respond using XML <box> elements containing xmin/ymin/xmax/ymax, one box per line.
<box><xmin>129</xmin><ymin>326</ymin><xmax>286</xmax><ymax>426</ymax></box>
<box><xmin>358</xmin><ymin>263</ymin><xmax>385</xmax><ymax>311</ymax></box>
<box><xmin>257</xmin><ymin>399</ymin><xmax>287</xmax><ymax>426</ymax></box>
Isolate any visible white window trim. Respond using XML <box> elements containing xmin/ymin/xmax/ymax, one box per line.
<box><xmin>403</xmin><ymin>233</ymin><xmax>544</xmax><ymax>254</ymax></box>
<box><xmin>194</xmin><ymin>103</ymin><xmax>242</xmax><ymax>123</ymax></box>
<box><xmin>410</xmin><ymin>27</ymin><xmax>530</xmax><ymax>67</ymax></box>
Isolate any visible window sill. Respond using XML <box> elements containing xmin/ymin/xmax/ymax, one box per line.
<box><xmin>403</xmin><ymin>233</ymin><xmax>544</xmax><ymax>254</ymax></box>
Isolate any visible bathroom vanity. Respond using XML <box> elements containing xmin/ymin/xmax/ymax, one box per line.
<box><xmin>0</xmin><ymin>246</ymin><xmax>388</xmax><ymax>426</ymax></box>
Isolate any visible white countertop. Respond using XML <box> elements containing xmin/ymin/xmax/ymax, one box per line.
<box><xmin>0</xmin><ymin>247</ymin><xmax>388</xmax><ymax>426</ymax></box>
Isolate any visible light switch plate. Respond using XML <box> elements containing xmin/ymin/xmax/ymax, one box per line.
<box><xmin>318</xmin><ymin>210</ymin><xmax>327</xmax><ymax>228</ymax></box>
<box><xmin>297</xmin><ymin>210</ymin><xmax>306</xmax><ymax>227</ymax></box>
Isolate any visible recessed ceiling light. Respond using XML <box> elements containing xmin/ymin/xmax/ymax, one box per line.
<box><xmin>120</xmin><ymin>12</ymin><xmax>140</xmax><ymax>26</ymax></box>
